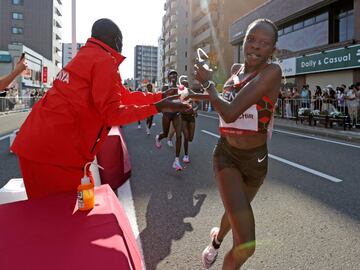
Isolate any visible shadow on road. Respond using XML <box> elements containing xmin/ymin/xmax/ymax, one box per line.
<box><xmin>139</xmin><ymin>178</ymin><xmax>206</xmax><ymax>270</ymax></box>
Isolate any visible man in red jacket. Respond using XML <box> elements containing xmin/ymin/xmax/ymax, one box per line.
<box><xmin>11</xmin><ymin>18</ymin><xmax>189</xmax><ymax>199</ymax></box>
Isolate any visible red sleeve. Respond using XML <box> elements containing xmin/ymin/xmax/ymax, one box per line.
<box><xmin>118</xmin><ymin>82</ymin><xmax>162</xmax><ymax>105</ymax></box>
<box><xmin>91</xmin><ymin>58</ymin><xmax>161</xmax><ymax>126</ymax></box>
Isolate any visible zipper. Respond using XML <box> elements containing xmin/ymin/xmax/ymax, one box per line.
<box><xmin>90</xmin><ymin>126</ymin><xmax>104</xmax><ymax>154</ymax></box>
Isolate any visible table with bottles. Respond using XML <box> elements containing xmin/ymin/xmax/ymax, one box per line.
<box><xmin>0</xmin><ymin>184</ymin><xmax>143</xmax><ymax>270</ymax></box>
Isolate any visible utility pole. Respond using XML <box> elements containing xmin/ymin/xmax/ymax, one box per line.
<box><xmin>71</xmin><ymin>0</ymin><xmax>77</xmax><ymax>59</ymax></box>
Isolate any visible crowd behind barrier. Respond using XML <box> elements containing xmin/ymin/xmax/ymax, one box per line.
<box><xmin>0</xmin><ymin>96</ymin><xmax>41</xmax><ymax>114</ymax></box>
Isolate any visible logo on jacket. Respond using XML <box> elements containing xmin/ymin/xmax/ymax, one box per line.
<box><xmin>55</xmin><ymin>70</ymin><xmax>70</xmax><ymax>84</ymax></box>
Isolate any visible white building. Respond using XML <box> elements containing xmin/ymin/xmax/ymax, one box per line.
<box><xmin>62</xmin><ymin>43</ymin><xmax>84</xmax><ymax>68</ymax></box>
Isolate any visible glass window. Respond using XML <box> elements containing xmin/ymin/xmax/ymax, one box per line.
<box><xmin>337</xmin><ymin>10</ymin><xmax>354</xmax><ymax>42</ymax></box>
<box><xmin>12</xmin><ymin>27</ymin><xmax>23</xmax><ymax>34</ymax></box>
<box><xmin>293</xmin><ymin>22</ymin><xmax>303</xmax><ymax>31</ymax></box>
<box><xmin>284</xmin><ymin>26</ymin><xmax>293</xmax><ymax>34</ymax></box>
<box><xmin>277</xmin><ymin>20</ymin><xmax>328</xmax><ymax>55</ymax></box>
<box><xmin>304</xmin><ymin>17</ymin><xmax>315</xmax><ymax>27</ymax></box>
<box><xmin>12</xmin><ymin>0</ymin><xmax>23</xmax><ymax>5</ymax></box>
<box><xmin>316</xmin><ymin>12</ymin><xmax>328</xmax><ymax>22</ymax></box>
<box><xmin>278</xmin><ymin>29</ymin><xmax>284</xmax><ymax>36</ymax></box>
<box><xmin>12</xmin><ymin>12</ymin><xmax>24</xmax><ymax>20</ymax></box>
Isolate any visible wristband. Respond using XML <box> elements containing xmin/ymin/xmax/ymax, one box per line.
<box><xmin>201</xmin><ymin>80</ymin><xmax>215</xmax><ymax>90</ymax></box>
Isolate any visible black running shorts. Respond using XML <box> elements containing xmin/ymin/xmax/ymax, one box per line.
<box><xmin>163</xmin><ymin>112</ymin><xmax>180</xmax><ymax>121</ymax></box>
<box><xmin>213</xmin><ymin>137</ymin><xmax>268</xmax><ymax>187</ymax></box>
<box><xmin>181</xmin><ymin>113</ymin><xmax>196</xmax><ymax>123</ymax></box>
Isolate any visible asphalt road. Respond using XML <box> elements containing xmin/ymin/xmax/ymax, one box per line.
<box><xmin>0</xmin><ymin>112</ymin><xmax>359</xmax><ymax>270</ymax></box>
<box><xmin>123</xmin><ymin>112</ymin><xmax>360</xmax><ymax>270</ymax></box>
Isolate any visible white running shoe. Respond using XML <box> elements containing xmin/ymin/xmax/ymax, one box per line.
<box><xmin>183</xmin><ymin>155</ymin><xmax>190</xmax><ymax>163</ymax></box>
<box><xmin>172</xmin><ymin>159</ymin><xmax>183</xmax><ymax>171</ymax></box>
<box><xmin>137</xmin><ymin>124</ymin><xmax>141</xmax><ymax>129</ymax></box>
<box><xmin>146</xmin><ymin>127</ymin><xmax>150</xmax><ymax>135</ymax></box>
<box><xmin>167</xmin><ymin>140</ymin><xmax>174</xmax><ymax>147</ymax></box>
<box><xmin>201</xmin><ymin>227</ymin><xmax>220</xmax><ymax>269</ymax></box>
<box><xmin>155</xmin><ymin>135</ymin><xmax>161</xmax><ymax>148</ymax></box>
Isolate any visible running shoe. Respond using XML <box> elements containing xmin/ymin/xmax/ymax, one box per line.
<box><xmin>201</xmin><ymin>227</ymin><xmax>220</xmax><ymax>269</ymax></box>
<box><xmin>137</xmin><ymin>124</ymin><xmax>141</xmax><ymax>129</ymax></box>
<box><xmin>146</xmin><ymin>127</ymin><xmax>150</xmax><ymax>135</ymax></box>
<box><xmin>167</xmin><ymin>140</ymin><xmax>174</xmax><ymax>147</ymax></box>
<box><xmin>183</xmin><ymin>155</ymin><xmax>190</xmax><ymax>163</ymax></box>
<box><xmin>172</xmin><ymin>159</ymin><xmax>183</xmax><ymax>171</ymax></box>
<box><xmin>155</xmin><ymin>135</ymin><xmax>161</xmax><ymax>148</ymax></box>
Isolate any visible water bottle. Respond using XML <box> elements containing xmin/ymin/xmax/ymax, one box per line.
<box><xmin>196</xmin><ymin>48</ymin><xmax>212</xmax><ymax>72</ymax></box>
<box><xmin>77</xmin><ymin>162</ymin><xmax>103</xmax><ymax>211</ymax></box>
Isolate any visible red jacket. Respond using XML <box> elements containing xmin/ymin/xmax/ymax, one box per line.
<box><xmin>12</xmin><ymin>38</ymin><xmax>162</xmax><ymax>167</ymax></box>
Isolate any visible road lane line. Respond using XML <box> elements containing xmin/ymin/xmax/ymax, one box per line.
<box><xmin>273</xmin><ymin>129</ymin><xmax>360</xmax><ymax>149</ymax></box>
<box><xmin>268</xmin><ymin>154</ymin><xmax>342</xmax><ymax>183</ymax></box>
<box><xmin>0</xmin><ymin>129</ymin><xmax>19</xmax><ymax>142</ymax></box>
<box><xmin>0</xmin><ymin>134</ymin><xmax>10</xmax><ymax>141</ymax></box>
<box><xmin>201</xmin><ymin>129</ymin><xmax>343</xmax><ymax>183</ymax></box>
<box><xmin>117</xmin><ymin>181</ymin><xmax>146</xmax><ymax>269</ymax></box>
<box><xmin>198</xmin><ymin>113</ymin><xmax>218</xmax><ymax>120</ymax></box>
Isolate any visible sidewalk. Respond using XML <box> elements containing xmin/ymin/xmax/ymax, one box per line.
<box><xmin>274</xmin><ymin>117</ymin><xmax>360</xmax><ymax>143</ymax></box>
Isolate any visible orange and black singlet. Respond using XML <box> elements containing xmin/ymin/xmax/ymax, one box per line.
<box><xmin>219</xmin><ymin>65</ymin><xmax>274</xmax><ymax>136</ymax></box>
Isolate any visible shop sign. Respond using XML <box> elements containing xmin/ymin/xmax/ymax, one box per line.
<box><xmin>296</xmin><ymin>45</ymin><xmax>360</xmax><ymax>74</ymax></box>
<box><xmin>42</xmin><ymin>66</ymin><xmax>48</xmax><ymax>83</ymax></box>
<box><xmin>278</xmin><ymin>58</ymin><xmax>296</xmax><ymax>77</ymax></box>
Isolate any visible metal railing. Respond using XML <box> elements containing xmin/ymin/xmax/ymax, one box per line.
<box><xmin>0</xmin><ymin>97</ymin><xmax>41</xmax><ymax>114</ymax></box>
<box><xmin>274</xmin><ymin>98</ymin><xmax>359</xmax><ymax>126</ymax></box>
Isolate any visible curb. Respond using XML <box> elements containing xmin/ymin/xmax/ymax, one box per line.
<box><xmin>274</xmin><ymin>122</ymin><xmax>360</xmax><ymax>144</ymax></box>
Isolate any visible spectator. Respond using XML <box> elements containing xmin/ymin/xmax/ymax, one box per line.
<box><xmin>336</xmin><ymin>87</ymin><xmax>345</xmax><ymax>114</ymax></box>
<box><xmin>346</xmin><ymin>85</ymin><xmax>358</xmax><ymax>127</ymax></box>
<box><xmin>285</xmin><ymin>88</ymin><xmax>292</xmax><ymax>118</ymax></box>
<box><xmin>11</xmin><ymin>18</ymin><xmax>189</xmax><ymax>199</ymax></box>
<box><xmin>300</xmin><ymin>84</ymin><xmax>310</xmax><ymax>108</ymax></box>
<box><xmin>313</xmin><ymin>86</ymin><xmax>323</xmax><ymax>111</ymax></box>
<box><xmin>292</xmin><ymin>87</ymin><xmax>301</xmax><ymax>117</ymax></box>
<box><xmin>0</xmin><ymin>56</ymin><xmax>27</xmax><ymax>91</ymax></box>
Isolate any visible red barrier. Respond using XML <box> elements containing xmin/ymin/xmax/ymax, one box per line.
<box><xmin>96</xmin><ymin>126</ymin><xmax>131</xmax><ymax>190</ymax></box>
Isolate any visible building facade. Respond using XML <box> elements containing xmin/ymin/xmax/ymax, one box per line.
<box><xmin>157</xmin><ymin>36</ymin><xmax>165</xmax><ymax>88</ymax></box>
<box><xmin>62</xmin><ymin>43</ymin><xmax>84</xmax><ymax>67</ymax></box>
<box><xmin>134</xmin><ymin>45</ymin><xmax>158</xmax><ymax>89</ymax></box>
<box><xmin>161</xmin><ymin>0</ymin><xmax>266</xmax><ymax>86</ymax></box>
<box><xmin>230</xmin><ymin>0</ymin><xmax>360</xmax><ymax>90</ymax></box>
<box><xmin>162</xmin><ymin>0</ymin><xmax>191</xmax><ymax>83</ymax></box>
<box><xmin>0</xmin><ymin>0</ymin><xmax>62</xmax><ymax>67</ymax></box>
<box><xmin>189</xmin><ymin>0</ymin><xmax>266</xmax><ymax>86</ymax></box>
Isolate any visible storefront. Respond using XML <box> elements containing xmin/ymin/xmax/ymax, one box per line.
<box><xmin>297</xmin><ymin>44</ymin><xmax>360</xmax><ymax>89</ymax></box>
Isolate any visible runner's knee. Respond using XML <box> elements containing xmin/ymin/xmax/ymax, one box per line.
<box><xmin>233</xmin><ymin>241</ymin><xmax>256</xmax><ymax>262</ymax></box>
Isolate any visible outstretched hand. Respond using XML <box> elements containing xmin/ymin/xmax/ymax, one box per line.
<box><xmin>155</xmin><ymin>94</ymin><xmax>192</xmax><ymax>113</ymax></box>
<box><xmin>184</xmin><ymin>89</ymin><xmax>210</xmax><ymax>101</ymax></box>
<box><xmin>162</xmin><ymin>87</ymin><xmax>178</xmax><ymax>98</ymax></box>
<box><xmin>14</xmin><ymin>56</ymin><xmax>27</xmax><ymax>75</ymax></box>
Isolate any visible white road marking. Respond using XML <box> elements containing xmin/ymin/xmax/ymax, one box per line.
<box><xmin>268</xmin><ymin>154</ymin><xmax>342</xmax><ymax>183</ymax></box>
<box><xmin>0</xmin><ymin>129</ymin><xmax>19</xmax><ymax>142</ymax></box>
<box><xmin>273</xmin><ymin>129</ymin><xmax>360</xmax><ymax>149</ymax></box>
<box><xmin>117</xmin><ymin>181</ymin><xmax>147</xmax><ymax>270</ymax></box>
<box><xmin>0</xmin><ymin>134</ymin><xmax>10</xmax><ymax>141</ymax></box>
<box><xmin>198</xmin><ymin>113</ymin><xmax>218</xmax><ymax>120</ymax></box>
<box><xmin>201</xmin><ymin>129</ymin><xmax>343</xmax><ymax>183</ymax></box>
